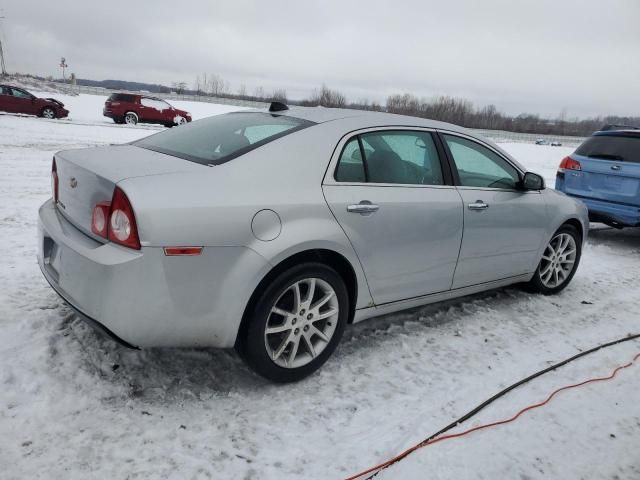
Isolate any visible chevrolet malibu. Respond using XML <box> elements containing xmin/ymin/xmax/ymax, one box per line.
<box><xmin>38</xmin><ymin>103</ymin><xmax>588</xmax><ymax>382</ymax></box>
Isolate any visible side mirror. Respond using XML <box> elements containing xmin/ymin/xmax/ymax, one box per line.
<box><xmin>521</xmin><ymin>172</ymin><xmax>545</xmax><ymax>191</ymax></box>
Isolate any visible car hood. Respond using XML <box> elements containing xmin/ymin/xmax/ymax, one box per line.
<box><xmin>44</xmin><ymin>97</ymin><xmax>65</xmax><ymax>108</ymax></box>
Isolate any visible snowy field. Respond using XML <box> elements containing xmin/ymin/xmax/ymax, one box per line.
<box><xmin>1</xmin><ymin>100</ymin><xmax>639</xmax><ymax>479</ymax></box>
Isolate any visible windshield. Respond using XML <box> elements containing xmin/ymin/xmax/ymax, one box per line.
<box><xmin>576</xmin><ymin>134</ymin><xmax>640</xmax><ymax>163</ymax></box>
<box><xmin>134</xmin><ymin>112</ymin><xmax>314</xmax><ymax>165</ymax></box>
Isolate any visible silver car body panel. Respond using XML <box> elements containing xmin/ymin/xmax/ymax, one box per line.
<box><xmin>37</xmin><ymin>106</ymin><xmax>589</xmax><ymax>347</ymax></box>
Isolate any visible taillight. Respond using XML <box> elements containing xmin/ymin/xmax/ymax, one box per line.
<box><xmin>108</xmin><ymin>187</ymin><xmax>141</xmax><ymax>249</ymax></box>
<box><xmin>91</xmin><ymin>202</ymin><xmax>111</xmax><ymax>238</ymax></box>
<box><xmin>90</xmin><ymin>188</ymin><xmax>141</xmax><ymax>249</ymax></box>
<box><xmin>51</xmin><ymin>158</ymin><xmax>59</xmax><ymax>203</ymax></box>
<box><xmin>558</xmin><ymin>156</ymin><xmax>582</xmax><ymax>173</ymax></box>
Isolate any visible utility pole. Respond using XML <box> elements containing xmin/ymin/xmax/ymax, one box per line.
<box><xmin>0</xmin><ymin>13</ymin><xmax>7</xmax><ymax>76</ymax></box>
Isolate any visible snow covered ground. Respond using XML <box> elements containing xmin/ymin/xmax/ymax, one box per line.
<box><xmin>1</xmin><ymin>104</ymin><xmax>639</xmax><ymax>479</ymax></box>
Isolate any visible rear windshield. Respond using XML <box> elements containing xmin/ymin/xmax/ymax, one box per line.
<box><xmin>108</xmin><ymin>93</ymin><xmax>137</xmax><ymax>102</ymax></box>
<box><xmin>576</xmin><ymin>134</ymin><xmax>640</xmax><ymax>163</ymax></box>
<box><xmin>134</xmin><ymin>112</ymin><xmax>314</xmax><ymax>165</ymax></box>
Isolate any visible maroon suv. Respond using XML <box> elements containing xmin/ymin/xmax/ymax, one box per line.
<box><xmin>0</xmin><ymin>85</ymin><xmax>69</xmax><ymax>119</ymax></box>
<box><xmin>103</xmin><ymin>93</ymin><xmax>192</xmax><ymax>127</ymax></box>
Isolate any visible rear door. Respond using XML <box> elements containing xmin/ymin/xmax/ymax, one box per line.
<box><xmin>564</xmin><ymin>133</ymin><xmax>640</xmax><ymax>207</ymax></box>
<box><xmin>441</xmin><ymin>133</ymin><xmax>548</xmax><ymax>288</ymax></box>
<box><xmin>323</xmin><ymin>129</ymin><xmax>464</xmax><ymax>305</ymax></box>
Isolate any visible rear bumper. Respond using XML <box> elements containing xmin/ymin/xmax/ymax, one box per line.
<box><xmin>37</xmin><ymin>199</ymin><xmax>271</xmax><ymax>348</ymax></box>
<box><xmin>558</xmin><ymin>191</ymin><xmax>640</xmax><ymax>227</ymax></box>
<box><xmin>102</xmin><ymin>108</ymin><xmax>114</xmax><ymax>118</ymax></box>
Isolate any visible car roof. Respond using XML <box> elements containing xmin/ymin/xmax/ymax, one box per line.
<box><xmin>594</xmin><ymin>129</ymin><xmax>640</xmax><ymax>137</ymax></box>
<box><xmin>245</xmin><ymin>105</ymin><xmax>472</xmax><ymax>134</ymax></box>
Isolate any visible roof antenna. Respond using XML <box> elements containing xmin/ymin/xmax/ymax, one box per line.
<box><xmin>269</xmin><ymin>101</ymin><xmax>288</xmax><ymax>112</ymax></box>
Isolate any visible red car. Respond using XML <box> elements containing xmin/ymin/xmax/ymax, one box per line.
<box><xmin>103</xmin><ymin>93</ymin><xmax>191</xmax><ymax>127</ymax></box>
<box><xmin>0</xmin><ymin>85</ymin><xmax>69</xmax><ymax>119</ymax></box>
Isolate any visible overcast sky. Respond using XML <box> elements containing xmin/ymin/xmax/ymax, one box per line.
<box><xmin>1</xmin><ymin>0</ymin><xmax>638</xmax><ymax>118</ymax></box>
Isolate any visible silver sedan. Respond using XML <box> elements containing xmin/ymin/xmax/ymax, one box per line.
<box><xmin>37</xmin><ymin>103</ymin><xmax>588</xmax><ymax>382</ymax></box>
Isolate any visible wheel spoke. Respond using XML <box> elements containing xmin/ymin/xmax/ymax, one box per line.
<box><xmin>557</xmin><ymin>268</ymin><xmax>566</xmax><ymax>281</ymax></box>
<box><xmin>539</xmin><ymin>262</ymin><xmax>553</xmax><ymax>276</ymax></box>
<box><xmin>303</xmin><ymin>334</ymin><xmax>316</xmax><ymax>358</ymax></box>
<box><xmin>271</xmin><ymin>307</ymin><xmax>292</xmax><ymax>318</ymax></box>
<box><xmin>311</xmin><ymin>291</ymin><xmax>334</xmax><ymax>310</ymax></box>
<box><xmin>272</xmin><ymin>335</ymin><xmax>291</xmax><ymax>361</ymax></box>
<box><xmin>315</xmin><ymin>308</ymin><xmax>338</xmax><ymax>321</ymax></box>
<box><xmin>291</xmin><ymin>282</ymin><xmax>302</xmax><ymax>311</ymax></box>
<box><xmin>288</xmin><ymin>337</ymin><xmax>300</xmax><ymax>365</ymax></box>
<box><xmin>266</xmin><ymin>323</ymin><xmax>291</xmax><ymax>335</ymax></box>
<box><xmin>305</xmin><ymin>278</ymin><xmax>316</xmax><ymax>306</ymax></box>
<box><xmin>308</xmin><ymin>325</ymin><xmax>329</xmax><ymax>343</ymax></box>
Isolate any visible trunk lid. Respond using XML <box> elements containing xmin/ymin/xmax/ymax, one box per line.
<box><xmin>563</xmin><ymin>133</ymin><xmax>640</xmax><ymax>206</ymax></box>
<box><xmin>54</xmin><ymin>144</ymin><xmax>204</xmax><ymax>238</ymax></box>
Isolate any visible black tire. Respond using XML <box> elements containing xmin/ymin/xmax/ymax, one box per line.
<box><xmin>238</xmin><ymin>262</ymin><xmax>349</xmax><ymax>383</ymax></box>
<box><xmin>526</xmin><ymin>224</ymin><xmax>582</xmax><ymax>295</ymax></box>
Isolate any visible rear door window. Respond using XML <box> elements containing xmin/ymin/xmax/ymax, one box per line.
<box><xmin>335</xmin><ymin>137</ymin><xmax>366</xmax><ymax>182</ymax></box>
<box><xmin>575</xmin><ymin>134</ymin><xmax>640</xmax><ymax>163</ymax></box>
<box><xmin>334</xmin><ymin>130</ymin><xmax>444</xmax><ymax>185</ymax></box>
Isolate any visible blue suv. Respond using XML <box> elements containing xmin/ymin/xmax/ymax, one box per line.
<box><xmin>556</xmin><ymin>127</ymin><xmax>640</xmax><ymax>228</ymax></box>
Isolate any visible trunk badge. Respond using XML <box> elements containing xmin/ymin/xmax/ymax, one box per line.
<box><xmin>611</xmin><ymin>165</ymin><xmax>621</xmax><ymax>171</ymax></box>
<box><xmin>70</xmin><ymin>177</ymin><xmax>78</xmax><ymax>188</ymax></box>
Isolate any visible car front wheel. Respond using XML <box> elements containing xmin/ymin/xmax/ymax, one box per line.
<box><xmin>239</xmin><ymin>263</ymin><xmax>349</xmax><ymax>382</ymax></box>
<box><xmin>527</xmin><ymin>224</ymin><xmax>582</xmax><ymax>295</ymax></box>
<box><xmin>41</xmin><ymin>107</ymin><xmax>56</xmax><ymax>119</ymax></box>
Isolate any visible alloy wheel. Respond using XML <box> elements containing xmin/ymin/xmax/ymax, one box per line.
<box><xmin>264</xmin><ymin>278</ymin><xmax>339</xmax><ymax>369</ymax></box>
<box><xmin>125</xmin><ymin>113</ymin><xmax>137</xmax><ymax>125</ymax></box>
<box><xmin>538</xmin><ymin>233</ymin><xmax>577</xmax><ymax>288</ymax></box>
<box><xmin>42</xmin><ymin>108</ymin><xmax>55</xmax><ymax>119</ymax></box>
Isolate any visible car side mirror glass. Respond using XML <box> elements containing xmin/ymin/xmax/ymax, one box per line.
<box><xmin>522</xmin><ymin>172</ymin><xmax>545</xmax><ymax>191</ymax></box>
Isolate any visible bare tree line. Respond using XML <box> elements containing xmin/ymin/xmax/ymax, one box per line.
<box><xmin>309</xmin><ymin>90</ymin><xmax>639</xmax><ymax>137</ymax></box>
<box><xmin>177</xmin><ymin>74</ymin><xmax>639</xmax><ymax>136</ymax></box>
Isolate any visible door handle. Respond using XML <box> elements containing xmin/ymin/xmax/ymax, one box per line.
<box><xmin>468</xmin><ymin>200</ymin><xmax>489</xmax><ymax>211</ymax></box>
<box><xmin>347</xmin><ymin>201</ymin><xmax>379</xmax><ymax>214</ymax></box>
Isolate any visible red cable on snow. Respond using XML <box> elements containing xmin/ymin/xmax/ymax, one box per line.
<box><xmin>346</xmin><ymin>351</ymin><xmax>640</xmax><ymax>480</ymax></box>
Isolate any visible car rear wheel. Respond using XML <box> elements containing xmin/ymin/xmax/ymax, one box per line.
<box><xmin>41</xmin><ymin>107</ymin><xmax>56</xmax><ymax>119</ymax></box>
<box><xmin>124</xmin><ymin>112</ymin><xmax>138</xmax><ymax>125</ymax></box>
<box><xmin>526</xmin><ymin>224</ymin><xmax>582</xmax><ymax>295</ymax></box>
<box><xmin>239</xmin><ymin>263</ymin><xmax>349</xmax><ymax>382</ymax></box>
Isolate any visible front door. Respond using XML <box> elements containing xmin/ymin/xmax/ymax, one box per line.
<box><xmin>441</xmin><ymin>133</ymin><xmax>548</xmax><ymax>288</ymax></box>
<box><xmin>323</xmin><ymin>130</ymin><xmax>464</xmax><ymax>305</ymax></box>
<box><xmin>9</xmin><ymin>87</ymin><xmax>36</xmax><ymax>115</ymax></box>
